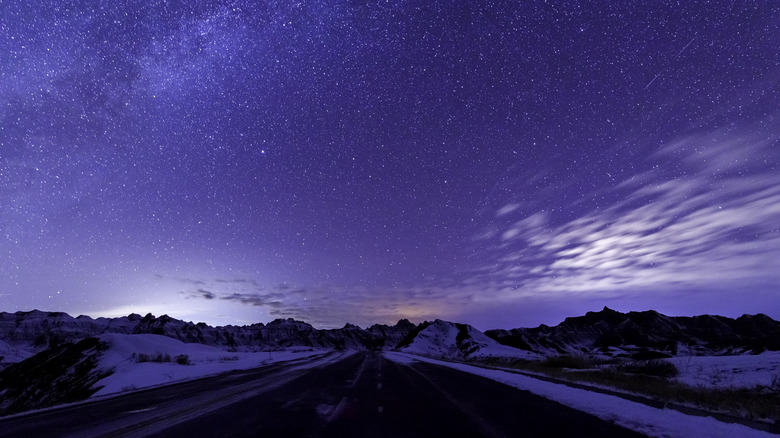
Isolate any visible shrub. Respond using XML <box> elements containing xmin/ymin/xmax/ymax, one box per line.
<box><xmin>630</xmin><ymin>350</ymin><xmax>673</xmax><ymax>360</ymax></box>
<box><xmin>484</xmin><ymin>356</ymin><xmax>775</xmax><ymax>422</ymax></box>
<box><xmin>174</xmin><ymin>354</ymin><xmax>191</xmax><ymax>365</ymax></box>
<box><xmin>541</xmin><ymin>353</ymin><xmax>593</xmax><ymax>369</ymax></box>
<box><xmin>616</xmin><ymin>359</ymin><xmax>678</xmax><ymax>378</ymax></box>
<box><xmin>133</xmin><ymin>352</ymin><xmax>172</xmax><ymax>363</ymax></box>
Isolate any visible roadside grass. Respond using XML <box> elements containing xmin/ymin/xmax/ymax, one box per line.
<box><xmin>133</xmin><ymin>352</ymin><xmax>171</xmax><ymax>363</ymax></box>
<box><xmin>132</xmin><ymin>352</ymin><xmax>191</xmax><ymax>365</ymax></box>
<box><xmin>478</xmin><ymin>355</ymin><xmax>780</xmax><ymax>424</ymax></box>
<box><xmin>540</xmin><ymin>353</ymin><xmax>593</xmax><ymax>369</ymax></box>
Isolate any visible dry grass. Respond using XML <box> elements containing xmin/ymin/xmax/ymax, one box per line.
<box><xmin>477</xmin><ymin>355</ymin><xmax>780</xmax><ymax>424</ymax></box>
<box><xmin>133</xmin><ymin>352</ymin><xmax>172</xmax><ymax>363</ymax></box>
<box><xmin>540</xmin><ymin>353</ymin><xmax>594</xmax><ymax>369</ymax></box>
<box><xmin>132</xmin><ymin>352</ymin><xmax>191</xmax><ymax>365</ymax></box>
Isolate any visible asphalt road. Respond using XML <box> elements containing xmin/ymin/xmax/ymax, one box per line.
<box><xmin>0</xmin><ymin>351</ymin><xmax>647</xmax><ymax>437</ymax></box>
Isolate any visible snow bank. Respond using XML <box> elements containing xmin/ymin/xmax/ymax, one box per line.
<box><xmin>92</xmin><ymin>333</ymin><xmax>326</xmax><ymax>397</ymax></box>
<box><xmin>384</xmin><ymin>352</ymin><xmax>777</xmax><ymax>438</ymax></box>
<box><xmin>471</xmin><ymin>342</ymin><xmax>541</xmax><ymax>361</ymax></box>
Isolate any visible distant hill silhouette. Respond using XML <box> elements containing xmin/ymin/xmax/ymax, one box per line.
<box><xmin>485</xmin><ymin>307</ymin><xmax>780</xmax><ymax>358</ymax></box>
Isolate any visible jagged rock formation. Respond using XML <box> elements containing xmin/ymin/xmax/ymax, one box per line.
<box><xmin>367</xmin><ymin>319</ymin><xmax>417</xmax><ymax>348</ymax></box>
<box><xmin>125</xmin><ymin>315</ymin><xmax>415</xmax><ymax>351</ymax></box>
<box><xmin>0</xmin><ymin>310</ymin><xmax>138</xmax><ymax>348</ymax></box>
<box><xmin>0</xmin><ymin>314</ymin><xmax>414</xmax><ymax>416</ymax></box>
<box><xmin>4</xmin><ymin>307</ymin><xmax>777</xmax><ymax>418</ymax></box>
<box><xmin>2</xmin><ymin>307</ymin><xmax>778</xmax><ymax>370</ymax></box>
<box><xmin>0</xmin><ymin>310</ymin><xmax>415</xmax><ymax>367</ymax></box>
<box><xmin>0</xmin><ymin>337</ymin><xmax>110</xmax><ymax>416</ymax></box>
<box><xmin>485</xmin><ymin>307</ymin><xmax>780</xmax><ymax>358</ymax></box>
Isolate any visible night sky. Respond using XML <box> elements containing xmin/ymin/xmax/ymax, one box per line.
<box><xmin>2</xmin><ymin>1</ymin><xmax>779</xmax><ymax>329</ymax></box>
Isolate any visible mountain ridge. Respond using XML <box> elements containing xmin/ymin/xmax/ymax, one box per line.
<box><xmin>0</xmin><ymin>310</ymin><xmax>415</xmax><ymax>367</ymax></box>
<box><xmin>2</xmin><ymin>307</ymin><xmax>778</xmax><ymax>415</ymax></box>
<box><xmin>2</xmin><ymin>307</ymin><xmax>778</xmax><ymax>369</ymax></box>
<box><xmin>485</xmin><ymin>306</ymin><xmax>780</xmax><ymax>358</ymax></box>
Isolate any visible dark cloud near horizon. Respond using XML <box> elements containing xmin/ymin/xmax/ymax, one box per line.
<box><xmin>221</xmin><ymin>292</ymin><xmax>285</xmax><ymax>308</ymax></box>
<box><xmin>180</xmin><ymin>289</ymin><xmax>216</xmax><ymax>300</ymax></box>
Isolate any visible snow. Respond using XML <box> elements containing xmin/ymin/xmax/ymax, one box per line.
<box><xmin>0</xmin><ymin>339</ymin><xmax>37</xmax><ymax>364</ymax></box>
<box><xmin>400</xmin><ymin>320</ymin><xmax>540</xmax><ymax>361</ymax></box>
<box><xmin>458</xmin><ymin>324</ymin><xmax>541</xmax><ymax>360</ymax></box>
<box><xmin>92</xmin><ymin>333</ymin><xmax>328</xmax><ymax>397</ymax></box>
<box><xmin>666</xmin><ymin>351</ymin><xmax>780</xmax><ymax>388</ymax></box>
<box><xmin>383</xmin><ymin>351</ymin><xmax>418</xmax><ymax>364</ymax></box>
<box><xmin>468</xmin><ymin>341</ymin><xmax>541</xmax><ymax>361</ymax></box>
<box><xmin>400</xmin><ymin>320</ymin><xmax>459</xmax><ymax>357</ymax></box>
<box><xmin>384</xmin><ymin>352</ymin><xmax>777</xmax><ymax>438</ymax></box>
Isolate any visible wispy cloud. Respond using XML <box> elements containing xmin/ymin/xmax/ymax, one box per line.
<box><xmin>221</xmin><ymin>292</ymin><xmax>285</xmax><ymax>307</ymax></box>
<box><xmin>157</xmin><ymin>274</ymin><xmax>206</xmax><ymax>286</ymax></box>
<box><xmin>215</xmin><ymin>278</ymin><xmax>261</xmax><ymax>288</ymax></box>
<box><xmin>181</xmin><ymin>279</ymin><xmax>472</xmax><ymax>327</ymax></box>
<box><xmin>180</xmin><ymin>288</ymin><xmax>217</xmax><ymax>300</ymax></box>
<box><xmin>469</xmin><ymin>122</ymin><xmax>780</xmax><ymax>298</ymax></box>
<box><xmin>260</xmin><ymin>285</ymin><xmax>468</xmax><ymax>328</ymax></box>
<box><xmin>174</xmin><ymin>121</ymin><xmax>779</xmax><ymax>327</ymax></box>
<box><xmin>198</xmin><ymin>289</ymin><xmax>216</xmax><ymax>299</ymax></box>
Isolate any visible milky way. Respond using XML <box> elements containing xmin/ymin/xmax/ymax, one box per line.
<box><xmin>2</xmin><ymin>1</ymin><xmax>778</xmax><ymax>328</ymax></box>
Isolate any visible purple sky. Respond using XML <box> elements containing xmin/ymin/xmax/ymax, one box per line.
<box><xmin>2</xmin><ymin>1</ymin><xmax>779</xmax><ymax>330</ymax></box>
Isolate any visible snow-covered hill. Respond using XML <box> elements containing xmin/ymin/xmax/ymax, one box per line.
<box><xmin>397</xmin><ymin>319</ymin><xmax>540</xmax><ymax>361</ymax></box>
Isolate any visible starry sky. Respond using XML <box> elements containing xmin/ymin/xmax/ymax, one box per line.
<box><xmin>2</xmin><ymin>1</ymin><xmax>779</xmax><ymax>329</ymax></box>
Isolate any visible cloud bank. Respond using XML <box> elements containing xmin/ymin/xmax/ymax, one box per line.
<box><xmin>471</xmin><ymin>122</ymin><xmax>780</xmax><ymax>299</ymax></box>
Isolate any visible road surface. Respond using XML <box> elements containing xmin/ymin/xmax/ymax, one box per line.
<box><xmin>0</xmin><ymin>351</ymin><xmax>646</xmax><ymax>437</ymax></box>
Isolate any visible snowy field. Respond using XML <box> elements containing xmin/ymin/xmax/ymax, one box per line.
<box><xmin>666</xmin><ymin>351</ymin><xmax>780</xmax><ymax>389</ymax></box>
<box><xmin>384</xmin><ymin>351</ymin><xmax>778</xmax><ymax>438</ymax></box>
<box><xmin>92</xmin><ymin>333</ymin><xmax>331</xmax><ymax>397</ymax></box>
<box><xmin>0</xmin><ymin>339</ymin><xmax>37</xmax><ymax>365</ymax></box>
